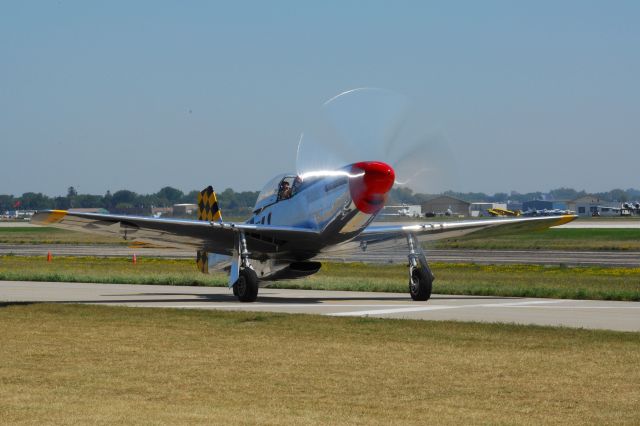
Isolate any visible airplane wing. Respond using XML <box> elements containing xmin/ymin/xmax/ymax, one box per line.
<box><xmin>31</xmin><ymin>210</ymin><xmax>319</xmax><ymax>257</ymax></box>
<box><xmin>320</xmin><ymin>215</ymin><xmax>577</xmax><ymax>256</ymax></box>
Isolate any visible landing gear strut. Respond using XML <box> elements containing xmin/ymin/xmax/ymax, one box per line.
<box><xmin>233</xmin><ymin>232</ymin><xmax>259</xmax><ymax>302</ymax></box>
<box><xmin>407</xmin><ymin>233</ymin><xmax>434</xmax><ymax>301</ymax></box>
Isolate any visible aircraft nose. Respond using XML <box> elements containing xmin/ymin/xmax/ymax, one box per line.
<box><xmin>349</xmin><ymin>161</ymin><xmax>395</xmax><ymax>214</ymax></box>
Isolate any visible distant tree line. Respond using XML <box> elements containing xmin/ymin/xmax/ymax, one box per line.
<box><xmin>2</xmin><ymin>186</ymin><xmax>639</xmax><ymax>216</ymax></box>
<box><xmin>0</xmin><ymin>186</ymin><xmax>259</xmax><ymax>217</ymax></box>
<box><xmin>388</xmin><ymin>187</ymin><xmax>640</xmax><ymax>205</ymax></box>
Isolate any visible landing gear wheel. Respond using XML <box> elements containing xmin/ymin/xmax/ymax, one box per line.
<box><xmin>409</xmin><ymin>268</ymin><xmax>432</xmax><ymax>301</ymax></box>
<box><xmin>235</xmin><ymin>268</ymin><xmax>259</xmax><ymax>302</ymax></box>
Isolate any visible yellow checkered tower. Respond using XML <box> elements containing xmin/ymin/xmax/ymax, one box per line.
<box><xmin>196</xmin><ymin>186</ymin><xmax>222</xmax><ymax>273</ymax></box>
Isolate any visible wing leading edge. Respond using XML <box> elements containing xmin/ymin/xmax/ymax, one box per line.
<box><xmin>31</xmin><ymin>210</ymin><xmax>319</xmax><ymax>257</ymax></box>
<box><xmin>320</xmin><ymin>215</ymin><xmax>577</xmax><ymax>256</ymax></box>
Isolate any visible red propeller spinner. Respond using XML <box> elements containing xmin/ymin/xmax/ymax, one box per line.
<box><xmin>349</xmin><ymin>161</ymin><xmax>396</xmax><ymax>214</ymax></box>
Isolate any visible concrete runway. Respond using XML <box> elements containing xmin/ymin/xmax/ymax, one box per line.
<box><xmin>1</xmin><ymin>281</ymin><xmax>638</xmax><ymax>332</ymax></box>
<box><xmin>2</xmin><ymin>244</ymin><xmax>638</xmax><ymax>267</ymax></box>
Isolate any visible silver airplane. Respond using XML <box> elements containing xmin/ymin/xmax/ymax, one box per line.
<box><xmin>32</xmin><ymin>160</ymin><xmax>576</xmax><ymax>303</ymax></box>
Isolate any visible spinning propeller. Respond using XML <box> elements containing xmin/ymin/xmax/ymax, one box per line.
<box><xmin>296</xmin><ymin>88</ymin><xmax>458</xmax><ymax>195</ymax></box>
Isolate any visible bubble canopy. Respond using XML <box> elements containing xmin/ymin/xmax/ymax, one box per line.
<box><xmin>254</xmin><ymin>173</ymin><xmax>291</xmax><ymax>212</ymax></box>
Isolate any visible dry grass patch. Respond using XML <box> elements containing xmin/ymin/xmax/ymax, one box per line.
<box><xmin>0</xmin><ymin>304</ymin><xmax>639</xmax><ymax>424</ymax></box>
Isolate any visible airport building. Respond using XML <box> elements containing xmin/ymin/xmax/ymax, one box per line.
<box><xmin>421</xmin><ymin>195</ymin><xmax>470</xmax><ymax>217</ymax></box>
<box><xmin>151</xmin><ymin>206</ymin><xmax>173</xmax><ymax>217</ymax></box>
<box><xmin>173</xmin><ymin>203</ymin><xmax>198</xmax><ymax>215</ymax></box>
<box><xmin>507</xmin><ymin>201</ymin><xmax>523</xmax><ymax>212</ymax></box>
<box><xmin>523</xmin><ymin>200</ymin><xmax>552</xmax><ymax>211</ymax></box>
<box><xmin>568</xmin><ymin>196</ymin><xmax>619</xmax><ymax>216</ymax></box>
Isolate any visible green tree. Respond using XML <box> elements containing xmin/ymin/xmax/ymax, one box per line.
<box><xmin>103</xmin><ymin>190</ymin><xmax>113</xmax><ymax>209</ymax></box>
<box><xmin>608</xmin><ymin>189</ymin><xmax>628</xmax><ymax>202</ymax></box>
<box><xmin>0</xmin><ymin>195</ymin><xmax>16</xmax><ymax>211</ymax></box>
<box><xmin>54</xmin><ymin>196</ymin><xmax>70</xmax><ymax>210</ymax></box>
<box><xmin>156</xmin><ymin>186</ymin><xmax>184</xmax><ymax>204</ymax></box>
<box><xmin>75</xmin><ymin>194</ymin><xmax>104</xmax><ymax>208</ymax></box>
<box><xmin>111</xmin><ymin>190</ymin><xmax>137</xmax><ymax>206</ymax></box>
<box><xmin>19</xmin><ymin>192</ymin><xmax>53</xmax><ymax>210</ymax></box>
<box><xmin>492</xmin><ymin>192</ymin><xmax>509</xmax><ymax>202</ymax></box>
<box><xmin>549</xmin><ymin>187</ymin><xmax>586</xmax><ymax>200</ymax></box>
<box><xmin>182</xmin><ymin>190</ymin><xmax>200</xmax><ymax>204</ymax></box>
<box><xmin>389</xmin><ymin>187</ymin><xmax>417</xmax><ymax>204</ymax></box>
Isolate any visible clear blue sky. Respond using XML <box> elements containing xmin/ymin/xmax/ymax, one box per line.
<box><xmin>1</xmin><ymin>1</ymin><xmax>638</xmax><ymax>196</ymax></box>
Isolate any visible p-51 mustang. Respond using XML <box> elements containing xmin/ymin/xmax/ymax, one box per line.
<box><xmin>32</xmin><ymin>162</ymin><xmax>575</xmax><ymax>302</ymax></box>
<box><xmin>32</xmin><ymin>89</ymin><xmax>576</xmax><ymax>302</ymax></box>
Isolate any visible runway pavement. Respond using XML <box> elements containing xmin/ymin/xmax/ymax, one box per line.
<box><xmin>1</xmin><ymin>243</ymin><xmax>638</xmax><ymax>266</ymax></box>
<box><xmin>1</xmin><ymin>281</ymin><xmax>638</xmax><ymax>332</ymax></box>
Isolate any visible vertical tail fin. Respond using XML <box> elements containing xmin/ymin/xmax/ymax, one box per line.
<box><xmin>196</xmin><ymin>186</ymin><xmax>221</xmax><ymax>274</ymax></box>
<box><xmin>197</xmin><ymin>186</ymin><xmax>222</xmax><ymax>222</ymax></box>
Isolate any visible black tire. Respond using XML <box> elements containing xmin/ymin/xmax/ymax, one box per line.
<box><xmin>235</xmin><ymin>268</ymin><xmax>259</xmax><ymax>302</ymax></box>
<box><xmin>233</xmin><ymin>284</ymin><xmax>239</xmax><ymax>296</ymax></box>
<box><xmin>409</xmin><ymin>268</ymin><xmax>433</xmax><ymax>301</ymax></box>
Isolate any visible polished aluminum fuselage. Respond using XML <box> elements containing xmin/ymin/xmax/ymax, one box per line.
<box><xmin>249</xmin><ymin>173</ymin><xmax>376</xmax><ymax>259</ymax></box>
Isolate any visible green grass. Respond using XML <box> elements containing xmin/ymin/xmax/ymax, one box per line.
<box><xmin>1</xmin><ymin>256</ymin><xmax>639</xmax><ymax>301</ymax></box>
<box><xmin>0</xmin><ymin>226</ymin><xmax>124</xmax><ymax>245</ymax></box>
<box><xmin>0</xmin><ymin>256</ymin><xmax>225</xmax><ymax>286</ymax></box>
<box><xmin>0</xmin><ymin>304</ymin><xmax>638</xmax><ymax>424</ymax></box>
<box><xmin>434</xmin><ymin>228</ymin><xmax>640</xmax><ymax>251</ymax></box>
<box><xmin>288</xmin><ymin>262</ymin><xmax>640</xmax><ymax>301</ymax></box>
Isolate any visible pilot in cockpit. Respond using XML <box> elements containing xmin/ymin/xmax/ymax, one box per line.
<box><xmin>279</xmin><ymin>181</ymin><xmax>292</xmax><ymax>200</ymax></box>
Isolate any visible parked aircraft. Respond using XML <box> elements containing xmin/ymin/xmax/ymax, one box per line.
<box><xmin>521</xmin><ymin>208</ymin><xmax>574</xmax><ymax>217</ymax></box>
<box><xmin>488</xmin><ymin>207</ymin><xmax>520</xmax><ymax>217</ymax></box>
<box><xmin>32</xmin><ymin>89</ymin><xmax>576</xmax><ymax>302</ymax></box>
<box><xmin>623</xmin><ymin>202</ymin><xmax>640</xmax><ymax>214</ymax></box>
<box><xmin>382</xmin><ymin>204</ymin><xmax>421</xmax><ymax>217</ymax></box>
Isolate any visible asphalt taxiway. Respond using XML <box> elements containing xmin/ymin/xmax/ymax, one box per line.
<box><xmin>1</xmin><ymin>244</ymin><xmax>638</xmax><ymax>267</ymax></box>
<box><xmin>1</xmin><ymin>281</ymin><xmax>638</xmax><ymax>332</ymax></box>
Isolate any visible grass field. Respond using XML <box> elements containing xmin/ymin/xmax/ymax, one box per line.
<box><xmin>3</xmin><ymin>226</ymin><xmax>640</xmax><ymax>251</ymax></box>
<box><xmin>433</xmin><ymin>228</ymin><xmax>640</xmax><ymax>251</ymax></box>
<box><xmin>0</xmin><ymin>226</ymin><xmax>124</xmax><ymax>245</ymax></box>
<box><xmin>0</xmin><ymin>304</ymin><xmax>638</xmax><ymax>424</ymax></box>
<box><xmin>1</xmin><ymin>256</ymin><xmax>639</xmax><ymax>301</ymax></box>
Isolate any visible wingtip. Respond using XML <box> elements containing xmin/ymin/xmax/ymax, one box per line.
<box><xmin>554</xmin><ymin>214</ymin><xmax>578</xmax><ymax>227</ymax></box>
<box><xmin>32</xmin><ymin>210</ymin><xmax>68</xmax><ymax>225</ymax></box>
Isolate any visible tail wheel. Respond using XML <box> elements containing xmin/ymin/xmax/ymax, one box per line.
<box><xmin>409</xmin><ymin>268</ymin><xmax>433</xmax><ymax>301</ymax></box>
<box><xmin>235</xmin><ymin>268</ymin><xmax>259</xmax><ymax>302</ymax></box>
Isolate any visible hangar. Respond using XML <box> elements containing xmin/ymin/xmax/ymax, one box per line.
<box><xmin>421</xmin><ymin>195</ymin><xmax>470</xmax><ymax>217</ymax></box>
<box><xmin>568</xmin><ymin>196</ymin><xmax>619</xmax><ymax>216</ymax></box>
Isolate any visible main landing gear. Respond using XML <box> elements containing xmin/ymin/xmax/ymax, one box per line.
<box><xmin>407</xmin><ymin>233</ymin><xmax>434</xmax><ymax>301</ymax></box>
<box><xmin>235</xmin><ymin>268</ymin><xmax>259</xmax><ymax>302</ymax></box>
<box><xmin>233</xmin><ymin>231</ymin><xmax>259</xmax><ymax>302</ymax></box>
